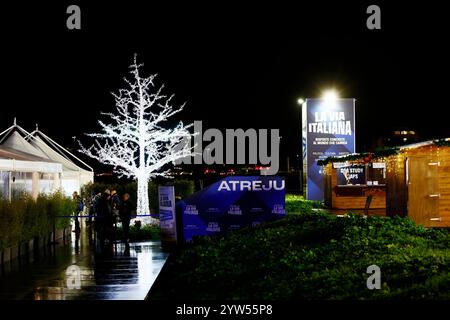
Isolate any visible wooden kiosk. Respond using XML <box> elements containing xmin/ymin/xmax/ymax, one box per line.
<box><xmin>321</xmin><ymin>139</ymin><xmax>450</xmax><ymax>227</ymax></box>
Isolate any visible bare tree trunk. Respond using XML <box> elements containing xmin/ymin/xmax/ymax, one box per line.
<box><xmin>136</xmin><ymin>176</ymin><xmax>157</xmax><ymax>225</ymax></box>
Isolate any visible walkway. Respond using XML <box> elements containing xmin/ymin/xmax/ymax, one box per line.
<box><xmin>0</xmin><ymin>227</ymin><xmax>168</xmax><ymax>300</ymax></box>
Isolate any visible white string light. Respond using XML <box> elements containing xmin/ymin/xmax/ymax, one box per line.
<box><xmin>79</xmin><ymin>55</ymin><xmax>194</xmax><ymax>224</ymax></box>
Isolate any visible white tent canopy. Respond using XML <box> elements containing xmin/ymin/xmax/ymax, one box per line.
<box><xmin>0</xmin><ymin>119</ymin><xmax>94</xmax><ymax>198</ymax></box>
<box><xmin>0</xmin><ymin>147</ymin><xmax>62</xmax><ymax>173</ymax></box>
<box><xmin>0</xmin><ymin>135</ymin><xmax>63</xmax><ymax>199</ymax></box>
<box><xmin>28</xmin><ymin>134</ymin><xmax>94</xmax><ymax>195</ymax></box>
<box><xmin>2</xmin><ymin>131</ymin><xmax>49</xmax><ymax>159</ymax></box>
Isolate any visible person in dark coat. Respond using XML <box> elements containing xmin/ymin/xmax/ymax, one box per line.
<box><xmin>119</xmin><ymin>193</ymin><xmax>134</xmax><ymax>243</ymax></box>
<box><xmin>72</xmin><ymin>191</ymin><xmax>83</xmax><ymax>233</ymax></box>
<box><xmin>95</xmin><ymin>190</ymin><xmax>112</xmax><ymax>244</ymax></box>
<box><xmin>110</xmin><ymin>189</ymin><xmax>121</xmax><ymax>226</ymax></box>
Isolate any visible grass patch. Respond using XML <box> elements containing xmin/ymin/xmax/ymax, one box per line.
<box><xmin>285</xmin><ymin>193</ymin><xmax>324</xmax><ymax>214</ymax></box>
<box><xmin>150</xmin><ymin>211</ymin><xmax>450</xmax><ymax>300</ymax></box>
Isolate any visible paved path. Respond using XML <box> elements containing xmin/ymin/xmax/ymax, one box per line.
<box><xmin>0</xmin><ymin>229</ymin><xmax>168</xmax><ymax>300</ymax></box>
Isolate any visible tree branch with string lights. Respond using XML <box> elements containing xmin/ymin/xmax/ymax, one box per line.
<box><xmin>79</xmin><ymin>55</ymin><xmax>194</xmax><ymax>224</ymax></box>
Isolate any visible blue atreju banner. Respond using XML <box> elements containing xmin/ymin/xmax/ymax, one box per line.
<box><xmin>177</xmin><ymin>176</ymin><xmax>286</xmax><ymax>242</ymax></box>
<box><xmin>302</xmin><ymin>98</ymin><xmax>355</xmax><ymax>201</ymax></box>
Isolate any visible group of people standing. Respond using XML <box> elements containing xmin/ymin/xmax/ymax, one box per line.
<box><xmin>73</xmin><ymin>189</ymin><xmax>135</xmax><ymax>244</ymax></box>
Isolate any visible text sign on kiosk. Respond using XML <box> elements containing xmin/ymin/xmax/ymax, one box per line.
<box><xmin>337</xmin><ymin>165</ymin><xmax>366</xmax><ymax>186</ymax></box>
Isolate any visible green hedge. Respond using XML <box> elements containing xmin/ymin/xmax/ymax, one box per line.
<box><xmin>151</xmin><ymin>212</ymin><xmax>450</xmax><ymax>300</ymax></box>
<box><xmin>0</xmin><ymin>192</ymin><xmax>75</xmax><ymax>251</ymax></box>
<box><xmin>115</xmin><ymin>223</ymin><xmax>161</xmax><ymax>241</ymax></box>
<box><xmin>285</xmin><ymin>194</ymin><xmax>324</xmax><ymax>213</ymax></box>
<box><xmin>81</xmin><ymin>179</ymin><xmax>195</xmax><ymax>214</ymax></box>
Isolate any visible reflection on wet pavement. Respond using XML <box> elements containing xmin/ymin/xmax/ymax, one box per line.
<box><xmin>0</xmin><ymin>229</ymin><xmax>168</xmax><ymax>300</ymax></box>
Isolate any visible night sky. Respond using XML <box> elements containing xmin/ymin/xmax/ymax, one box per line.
<box><xmin>1</xmin><ymin>2</ymin><xmax>449</xmax><ymax>170</ymax></box>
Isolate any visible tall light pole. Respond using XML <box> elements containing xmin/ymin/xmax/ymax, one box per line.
<box><xmin>297</xmin><ymin>97</ymin><xmax>306</xmax><ymax>196</ymax></box>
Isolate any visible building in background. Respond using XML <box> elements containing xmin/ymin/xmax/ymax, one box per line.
<box><xmin>375</xmin><ymin>129</ymin><xmax>421</xmax><ymax>148</ymax></box>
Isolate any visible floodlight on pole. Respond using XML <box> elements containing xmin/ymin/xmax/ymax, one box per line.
<box><xmin>297</xmin><ymin>98</ymin><xmax>305</xmax><ymax>106</ymax></box>
<box><xmin>321</xmin><ymin>89</ymin><xmax>339</xmax><ymax>103</ymax></box>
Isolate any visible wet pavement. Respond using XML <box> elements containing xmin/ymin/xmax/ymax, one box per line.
<box><xmin>0</xmin><ymin>227</ymin><xmax>168</xmax><ymax>300</ymax></box>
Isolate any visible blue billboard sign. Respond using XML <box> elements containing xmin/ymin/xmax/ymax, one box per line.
<box><xmin>302</xmin><ymin>98</ymin><xmax>355</xmax><ymax>201</ymax></box>
<box><xmin>177</xmin><ymin>176</ymin><xmax>286</xmax><ymax>242</ymax></box>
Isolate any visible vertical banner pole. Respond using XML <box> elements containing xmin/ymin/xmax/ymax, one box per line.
<box><xmin>302</xmin><ymin>101</ymin><xmax>308</xmax><ymax>198</ymax></box>
<box><xmin>158</xmin><ymin>186</ymin><xmax>177</xmax><ymax>249</ymax></box>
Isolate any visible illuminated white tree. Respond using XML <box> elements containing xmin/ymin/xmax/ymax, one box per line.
<box><xmin>79</xmin><ymin>55</ymin><xmax>193</xmax><ymax>223</ymax></box>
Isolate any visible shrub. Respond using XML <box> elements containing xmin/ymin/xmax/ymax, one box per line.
<box><xmin>115</xmin><ymin>223</ymin><xmax>161</xmax><ymax>241</ymax></box>
<box><xmin>172</xmin><ymin>179</ymin><xmax>195</xmax><ymax>200</ymax></box>
<box><xmin>47</xmin><ymin>192</ymin><xmax>75</xmax><ymax>230</ymax></box>
<box><xmin>0</xmin><ymin>192</ymin><xmax>75</xmax><ymax>251</ymax></box>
